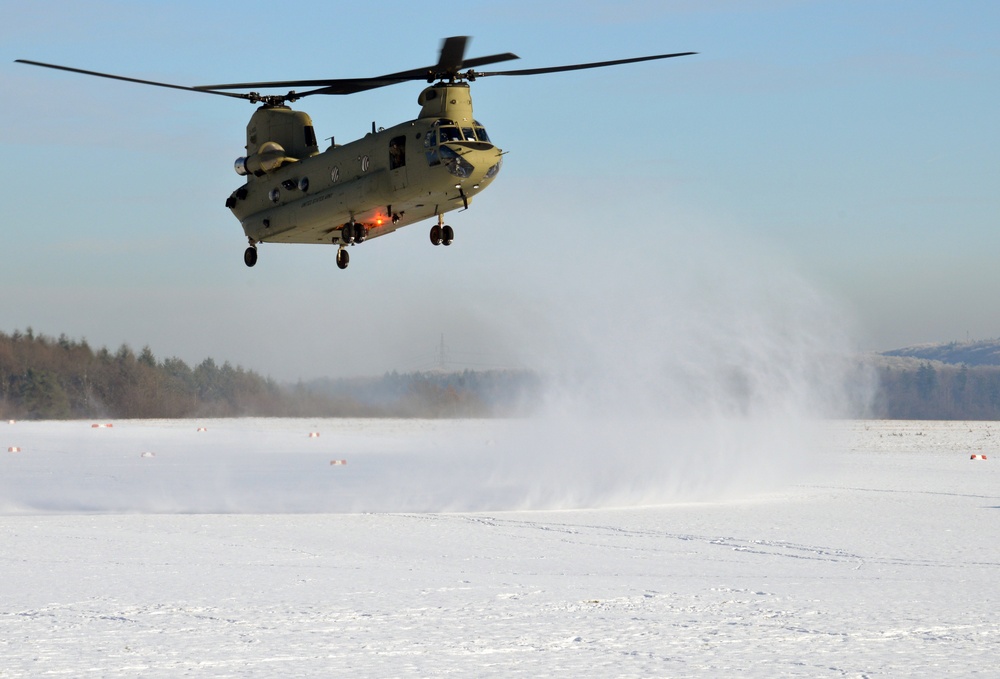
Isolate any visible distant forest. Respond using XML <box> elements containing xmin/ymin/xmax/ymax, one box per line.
<box><xmin>4</xmin><ymin>328</ymin><xmax>1000</xmax><ymax>420</ymax></box>
<box><xmin>870</xmin><ymin>361</ymin><xmax>1000</xmax><ymax>420</ymax></box>
<box><xmin>871</xmin><ymin>339</ymin><xmax>1000</xmax><ymax>419</ymax></box>
<box><xmin>0</xmin><ymin>329</ymin><xmax>538</xmax><ymax>420</ymax></box>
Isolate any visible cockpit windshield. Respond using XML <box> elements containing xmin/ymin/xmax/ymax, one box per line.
<box><xmin>438</xmin><ymin>125</ymin><xmax>463</xmax><ymax>143</ymax></box>
<box><xmin>474</xmin><ymin>121</ymin><xmax>490</xmax><ymax>143</ymax></box>
<box><xmin>427</xmin><ymin>119</ymin><xmax>491</xmax><ymax>145</ymax></box>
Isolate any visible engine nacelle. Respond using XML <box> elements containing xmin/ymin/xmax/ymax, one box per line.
<box><xmin>234</xmin><ymin>141</ymin><xmax>297</xmax><ymax>177</ymax></box>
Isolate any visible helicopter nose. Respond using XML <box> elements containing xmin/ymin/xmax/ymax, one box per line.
<box><xmin>476</xmin><ymin>148</ymin><xmax>503</xmax><ymax>182</ymax></box>
<box><xmin>440</xmin><ymin>143</ymin><xmax>502</xmax><ymax>182</ymax></box>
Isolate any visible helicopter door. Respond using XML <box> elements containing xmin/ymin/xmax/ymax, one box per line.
<box><xmin>389</xmin><ymin>135</ymin><xmax>407</xmax><ymax>190</ymax></box>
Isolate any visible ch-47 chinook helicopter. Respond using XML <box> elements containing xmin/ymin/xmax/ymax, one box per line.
<box><xmin>17</xmin><ymin>37</ymin><xmax>694</xmax><ymax>270</ymax></box>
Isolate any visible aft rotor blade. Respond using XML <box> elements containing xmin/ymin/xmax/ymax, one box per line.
<box><xmin>474</xmin><ymin>51</ymin><xmax>697</xmax><ymax>77</ymax></box>
<box><xmin>15</xmin><ymin>59</ymin><xmax>250</xmax><ymax>100</ymax></box>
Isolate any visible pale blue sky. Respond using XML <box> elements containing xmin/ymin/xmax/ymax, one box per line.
<box><xmin>2</xmin><ymin>1</ymin><xmax>998</xmax><ymax>379</ymax></box>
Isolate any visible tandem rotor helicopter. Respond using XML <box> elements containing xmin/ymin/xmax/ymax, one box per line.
<box><xmin>17</xmin><ymin>37</ymin><xmax>694</xmax><ymax>270</ymax></box>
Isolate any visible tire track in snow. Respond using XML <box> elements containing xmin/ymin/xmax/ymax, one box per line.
<box><xmin>402</xmin><ymin>513</ymin><xmax>1000</xmax><ymax>571</ymax></box>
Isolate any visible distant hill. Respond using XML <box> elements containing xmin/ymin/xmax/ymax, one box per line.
<box><xmin>881</xmin><ymin>339</ymin><xmax>1000</xmax><ymax>367</ymax></box>
<box><xmin>871</xmin><ymin>340</ymin><xmax>1000</xmax><ymax>419</ymax></box>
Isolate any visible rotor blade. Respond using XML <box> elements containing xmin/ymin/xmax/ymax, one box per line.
<box><xmin>197</xmin><ymin>36</ymin><xmax>506</xmax><ymax>92</ymax></box>
<box><xmin>15</xmin><ymin>59</ymin><xmax>250</xmax><ymax>100</ymax></box>
<box><xmin>195</xmin><ymin>78</ymin><xmax>356</xmax><ymax>91</ymax></box>
<box><xmin>196</xmin><ymin>51</ymin><xmax>521</xmax><ymax>96</ymax></box>
<box><xmin>292</xmin><ymin>79</ymin><xmax>416</xmax><ymax>97</ymax></box>
<box><xmin>451</xmin><ymin>52</ymin><xmax>521</xmax><ymax>71</ymax></box>
<box><xmin>360</xmin><ymin>51</ymin><xmax>521</xmax><ymax>84</ymax></box>
<box><xmin>436</xmin><ymin>36</ymin><xmax>469</xmax><ymax>74</ymax></box>
<box><xmin>474</xmin><ymin>51</ymin><xmax>697</xmax><ymax>77</ymax></box>
<box><xmin>195</xmin><ymin>77</ymin><xmax>413</xmax><ymax>96</ymax></box>
<box><xmin>358</xmin><ymin>51</ymin><xmax>521</xmax><ymax>84</ymax></box>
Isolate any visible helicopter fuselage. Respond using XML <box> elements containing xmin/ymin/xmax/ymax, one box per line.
<box><xmin>227</xmin><ymin>83</ymin><xmax>502</xmax><ymax>255</ymax></box>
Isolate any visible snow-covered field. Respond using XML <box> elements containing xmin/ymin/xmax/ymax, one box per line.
<box><xmin>1</xmin><ymin>418</ymin><xmax>997</xmax><ymax>677</ymax></box>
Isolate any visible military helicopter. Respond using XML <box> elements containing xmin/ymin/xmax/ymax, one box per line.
<box><xmin>17</xmin><ymin>37</ymin><xmax>694</xmax><ymax>270</ymax></box>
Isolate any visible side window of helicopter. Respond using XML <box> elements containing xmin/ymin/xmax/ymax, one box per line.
<box><xmin>424</xmin><ymin>128</ymin><xmax>440</xmax><ymax>166</ymax></box>
<box><xmin>389</xmin><ymin>136</ymin><xmax>406</xmax><ymax>170</ymax></box>
<box><xmin>475</xmin><ymin>125</ymin><xmax>490</xmax><ymax>143</ymax></box>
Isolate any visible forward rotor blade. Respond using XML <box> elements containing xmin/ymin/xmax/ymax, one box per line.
<box><xmin>360</xmin><ymin>51</ymin><xmax>520</xmax><ymax>85</ymax></box>
<box><xmin>15</xmin><ymin>59</ymin><xmax>249</xmax><ymax>100</ymax></box>
<box><xmin>450</xmin><ymin>52</ymin><xmax>521</xmax><ymax>72</ymax></box>
<box><xmin>474</xmin><ymin>51</ymin><xmax>697</xmax><ymax>77</ymax></box>
<box><xmin>436</xmin><ymin>36</ymin><xmax>469</xmax><ymax>74</ymax></box>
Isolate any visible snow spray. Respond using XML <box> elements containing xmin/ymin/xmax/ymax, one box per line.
<box><xmin>423</xmin><ymin>223</ymin><xmax>875</xmax><ymax>510</ymax></box>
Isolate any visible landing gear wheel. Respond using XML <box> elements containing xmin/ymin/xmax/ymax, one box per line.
<box><xmin>430</xmin><ymin>224</ymin><xmax>443</xmax><ymax>246</ymax></box>
<box><xmin>244</xmin><ymin>246</ymin><xmax>258</xmax><ymax>268</ymax></box>
<box><xmin>442</xmin><ymin>224</ymin><xmax>454</xmax><ymax>246</ymax></box>
<box><xmin>336</xmin><ymin>247</ymin><xmax>350</xmax><ymax>270</ymax></box>
<box><xmin>341</xmin><ymin>223</ymin><xmax>355</xmax><ymax>244</ymax></box>
<box><xmin>354</xmin><ymin>222</ymin><xmax>367</xmax><ymax>243</ymax></box>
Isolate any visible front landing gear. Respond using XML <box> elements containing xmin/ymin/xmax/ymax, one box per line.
<box><xmin>341</xmin><ymin>221</ymin><xmax>366</xmax><ymax>244</ymax></box>
<box><xmin>430</xmin><ymin>216</ymin><xmax>454</xmax><ymax>246</ymax></box>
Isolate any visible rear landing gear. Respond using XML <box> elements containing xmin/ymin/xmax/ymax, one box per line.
<box><xmin>336</xmin><ymin>246</ymin><xmax>350</xmax><ymax>270</ymax></box>
<box><xmin>244</xmin><ymin>244</ymin><xmax>257</xmax><ymax>267</ymax></box>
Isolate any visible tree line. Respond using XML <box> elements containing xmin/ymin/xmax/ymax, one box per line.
<box><xmin>6</xmin><ymin>328</ymin><xmax>1000</xmax><ymax>420</ymax></box>
<box><xmin>871</xmin><ymin>361</ymin><xmax>1000</xmax><ymax>420</ymax></box>
<box><xmin>0</xmin><ymin>328</ymin><xmax>295</xmax><ymax>419</ymax></box>
<box><xmin>0</xmin><ymin>329</ymin><xmax>539</xmax><ymax>420</ymax></box>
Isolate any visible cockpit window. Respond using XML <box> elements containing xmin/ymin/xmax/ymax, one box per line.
<box><xmin>473</xmin><ymin>120</ymin><xmax>491</xmax><ymax>143</ymax></box>
<box><xmin>426</xmin><ymin>119</ymin><xmax>490</xmax><ymax>154</ymax></box>
<box><xmin>438</xmin><ymin>126</ymin><xmax>462</xmax><ymax>143</ymax></box>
